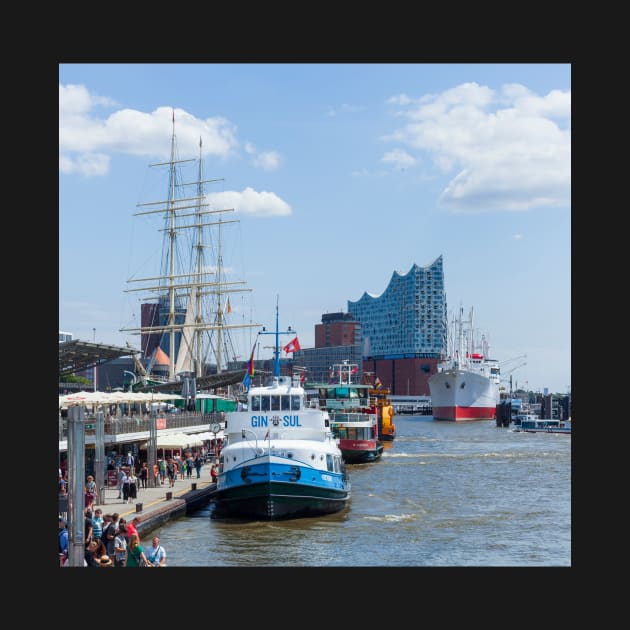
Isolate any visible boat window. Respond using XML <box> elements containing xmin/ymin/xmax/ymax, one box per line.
<box><xmin>281</xmin><ymin>395</ymin><xmax>290</xmax><ymax>410</ymax></box>
<box><xmin>261</xmin><ymin>397</ymin><xmax>270</xmax><ymax>411</ymax></box>
<box><xmin>271</xmin><ymin>395</ymin><xmax>281</xmax><ymax>411</ymax></box>
<box><xmin>291</xmin><ymin>395</ymin><xmax>301</xmax><ymax>410</ymax></box>
<box><xmin>326</xmin><ymin>454</ymin><xmax>334</xmax><ymax>472</ymax></box>
<box><xmin>250</xmin><ymin>396</ymin><xmax>261</xmax><ymax>411</ymax></box>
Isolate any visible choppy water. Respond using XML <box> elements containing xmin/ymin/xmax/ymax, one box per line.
<box><xmin>153</xmin><ymin>416</ymin><xmax>571</xmax><ymax>567</ymax></box>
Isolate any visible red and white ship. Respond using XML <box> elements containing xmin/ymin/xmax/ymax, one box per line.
<box><xmin>429</xmin><ymin>306</ymin><xmax>500</xmax><ymax>421</ymax></box>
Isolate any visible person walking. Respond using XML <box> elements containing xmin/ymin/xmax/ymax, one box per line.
<box><xmin>210</xmin><ymin>463</ymin><xmax>218</xmax><ymax>484</ymax></box>
<box><xmin>128</xmin><ymin>469</ymin><xmax>138</xmax><ymax>504</ymax></box>
<box><xmin>152</xmin><ymin>462</ymin><xmax>160</xmax><ymax>487</ymax></box>
<box><xmin>102</xmin><ymin>513</ymin><xmax>118</xmax><ymax>557</ymax></box>
<box><xmin>126</xmin><ymin>533</ymin><xmax>149</xmax><ymax>567</ymax></box>
<box><xmin>194</xmin><ymin>454</ymin><xmax>202</xmax><ymax>478</ymax></box>
<box><xmin>159</xmin><ymin>458</ymin><xmax>167</xmax><ymax>485</ymax></box>
<box><xmin>145</xmin><ymin>535</ymin><xmax>167</xmax><ymax>567</ymax></box>
<box><xmin>116</xmin><ymin>467</ymin><xmax>125</xmax><ymax>499</ymax></box>
<box><xmin>121</xmin><ymin>469</ymin><xmax>131</xmax><ymax>503</ymax></box>
<box><xmin>166</xmin><ymin>459</ymin><xmax>176</xmax><ymax>488</ymax></box>
<box><xmin>84</xmin><ymin>475</ymin><xmax>97</xmax><ymax>512</ymax></box>
<box><xmin>139</xmin><ymin>462</ymin><xmax>149</xmax><ymax>489</ymax></box>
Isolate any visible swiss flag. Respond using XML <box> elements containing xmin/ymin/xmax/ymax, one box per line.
<box><xmin>283</xmin><ymin>336</ymin><xmax>301</xmax><ymax>354</ymax></box>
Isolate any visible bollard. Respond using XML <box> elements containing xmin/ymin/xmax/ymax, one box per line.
<box><xmin>166</xmin><ymin>491</ymin><xmax>172</xmax><ymax>500</ymax></box>
<box><xmin>191</xmin><ymin>483</ymin><xmax>197</xmax><ymax>490</ymax></box>
<box><xmin>136</xmin><ymin>503</ymin><xmax>143</xmax><ymax>512</ymax></box>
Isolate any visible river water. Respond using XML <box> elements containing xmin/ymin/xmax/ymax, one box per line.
<box><xmin>154</xmin><ymin>416</ymin><xmax>571</xmax><ymax>567</ymax></box>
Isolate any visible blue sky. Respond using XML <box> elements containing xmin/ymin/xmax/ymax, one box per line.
<box><xmin>59</xmin><ymin>63</ymin><xmax>571</xmax><ymax>393</ymax></box>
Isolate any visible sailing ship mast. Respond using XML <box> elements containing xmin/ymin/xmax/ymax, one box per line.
<box><xmin>121</xmin><ymin>110</ymin><xmax>259</xmax><ymax>382</ymax></box>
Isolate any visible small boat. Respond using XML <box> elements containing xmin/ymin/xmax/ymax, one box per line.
<box><xmin>212</xmin><ymin>305</ymin><xmax>351</xmax><ymax>520</ymax></box>
<box><xmin>314</xmin><ymin>362</ymin><xmax>384</xmax><ymax>464</ymax></box>
<box><xmin>367</xmin><ymin>380</ymin><xmax>396</xmax><ymax>441</ymax></box>
<box><xmin>511</xmin><ymin>414</ymin><xmax>571</xmax><ymax>434</ymax></box>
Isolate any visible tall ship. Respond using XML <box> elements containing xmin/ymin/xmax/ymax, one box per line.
<box><xmin>428</xmin><ymin>306</ymin><xmax>500</xmax><ymax>422</ymax></box>
<box><xmin>212</xmin><ymin>306</ymin><xmax>351</xmax><ymax>520</ymax></box>
<box><xmin>119</xmin><ymin>111</ymin><xmax>260</xmax><ymax>398</ymax></box>
<box><xmin>315</xmin><ymin>362</ymin><xmax>384</xmax><ymax>463</ymax></box>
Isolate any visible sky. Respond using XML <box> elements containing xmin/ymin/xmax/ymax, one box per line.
<box><xmin>59</xmin><ymin>63</ymin><xmax>571</xmax><ymax>394</ymax></box>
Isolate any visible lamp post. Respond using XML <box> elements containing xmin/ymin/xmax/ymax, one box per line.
<box><xmin>95</xmin><ymin>409</ymin><xmax>105</xmax><ymax>505</ymax></box>
<box><xmin>67</xmin><ymin>405</ymin><xmax>86</xmax><ymax>566</ymax></box>
<box><xmin>93</xmin><ymin>328</ymin><xmax>97</xmax><ymax>392</ymax></box>
<box><xmin>147</xmin><ymin>403</ymin><xmax>158</xmax><ymax>487</ymax></box>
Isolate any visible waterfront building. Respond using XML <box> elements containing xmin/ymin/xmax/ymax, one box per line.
<box><xmin>293</xmin><ymin>312</ymin><xmax>362</xmax><ymax>384</ymax></box>
<box><xmin>348</xmin><ymin>256</ymin><xmax>447</xmax><ymax>396</ymax></box>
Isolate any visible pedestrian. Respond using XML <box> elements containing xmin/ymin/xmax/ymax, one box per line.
<box><xmin>113</xmin><ymin>524</ymin><xmax>128</xmax><ymax>567</ymax></box>
<box><xmin>84</xmin><ymin>475</ymin><xmax>97</xmax><ymax>511</ymax></box>
<box><xmin>139</xmin><ymin>462</ymin><xmax>149</xmax><ymax>489</ymax></box>
<box><xmin>116</xmin><ymin>467</ymin><xmax>125</xmax><ymax>499</ymax></box>
<box><xmin>128</xmin><ymin>469</ymin><xmax>138</xmax><ymax>503</ymax></box>
<box><xmin>210</xmin><ymin>463</ymin><xmax>218</xmax><ymax>484</ymax></box>
<box><xmin>145</xmin><ymin>535</ymin><xmax>167</xmax><ymax>567</ymax></box>
<box><xmin>152</xmin><ymin>461</ymin><xmax>160</xmax><ymax>487</ymax></box>
<box><xmin>84</xmin><ymin>509</ymin><xmax>94</xmax><ymax>546</ymax></box>
<box><xmin>186</xmin><ymin>454</ymin><xmax>194</xmax><ymax>479</ymax></box>
<box><xmin>166</xmin><ymin>459</ymin><xmax>176</xmax><ymax>487</ymax></box>
<box><xmin>91</xmin><ymin>508</ymin><xmax>104</xmax><ymax>541</ymax></box>
<box><xmin>102</xmin><ymin>513</ymin><xmax>118</xmax><ymax>557</ymax></box>
<box><xmin>194</xmin><ymin>454</ymin><xmax>202</xmax><ymax>478</ymax></box>
<box><xmin>126</xmin><ymin>533</ymin><xmax>149</xmax><ymax>567</ymax></box>
<box><xmin>159</xmin><ymin>458</ymin><xmax>166</xmax><ymax>485</ymax></box>
<box><xmin>126</xmin><ymin>517</ymin><xmax>140</xmax><ymax>542</ymax></box>
<box><xmin>58</xmin><ymin>517</ymin><xmax>69</xmax><ymax>565</ymax></box>
<box><xmin>85</xmin><ymin>539</ymin><xmax>101</xmax><ymax>567</ymax></box>
<box><xmin>121</xmin><ymin>469</ymin><xmax>131</xmax><ymax>503</ymax></box>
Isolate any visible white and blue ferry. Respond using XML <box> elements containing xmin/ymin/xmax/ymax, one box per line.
<box><xmin>212</xmin><ymin>307</ymin><xmax>350</xmax><ymax>520</ymax></box>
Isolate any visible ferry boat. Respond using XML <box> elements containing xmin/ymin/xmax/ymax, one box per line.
<box><xmin>212</xmin><ymin>306</ymin><xmax>350</xmax><ymax>520</ymax></box>
<box><xmin>315</xmin><ymin>362</ymin><xmax>384</xmax><ymax>464</ymax></box>
<box><xmin>511</xmin><ymin>415</ymin><xmax>571</xmax><ymax>434</ymax></box>
<box><xmin>429</xmin><ymin>306</ymin><xmax>500</xmax><ymax>421</ymax></box>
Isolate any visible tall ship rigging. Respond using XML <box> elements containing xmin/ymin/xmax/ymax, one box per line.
<box><xmin>428</xmin><ymin>306</ymin><xmax>500</xmax><ymax>421</ymax></box>
<box><xmin>120</xmin><ymin>111</ymin><xmax>259</xmax><ymax>395</ymax></box>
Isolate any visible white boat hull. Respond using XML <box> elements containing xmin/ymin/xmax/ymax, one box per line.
<box><xmin>429</xmin><ymin>368</ymin><xmax>499</xmax><ymax>421</ymax></box>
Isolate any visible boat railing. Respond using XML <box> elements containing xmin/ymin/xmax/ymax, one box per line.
<box><xmin>58</xmin><ymin>410</ymin><xmax>223</xmax><ymax>442</ymax></box>
<box><xmin>329</xmin><ymin>411</ymin><xmax>374</xmax><ymax>424</ymax></box>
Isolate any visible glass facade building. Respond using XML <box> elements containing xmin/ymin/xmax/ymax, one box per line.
<box><xmin>348</xmin><ymin>256</ymin><xmax>447</xmax><ymax>360</ymax></box>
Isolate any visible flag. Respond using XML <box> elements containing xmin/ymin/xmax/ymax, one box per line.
<box><xmin>375</xmin><ymin>376</ymin><xmax>383</xmax><ymax>389</ymax></box>
<box><xmin>283</xmin><ymin>336</ymin><xmax>301</xmax><ymax>354</ymax></box>
<box><xmin>242</xmin><ymin>342</ymin><xmax>256</xmax><ymax>389</ymax></box>
<box><xmin>226</xmin><ymin>297</ymin><xmax>232</xmax><ymax>314</ymax></box>
<box><xmin>300</xmin><ymin>372</ymin><xmax>305</xmax><ymax>385</ymax></box>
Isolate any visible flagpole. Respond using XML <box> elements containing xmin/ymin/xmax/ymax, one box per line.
<box><xmin>258</xmin><ymin>296</ymin><xmax>294</xmax><ymax>379</ymax></box>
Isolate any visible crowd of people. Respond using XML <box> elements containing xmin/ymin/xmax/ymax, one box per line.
<box><xmin>58</xmin><ymin>448</ymin><xmax>221</xmax><ymax>567</ymax></box>
<box><xmin>58</xmin><ymin>512</ymin><xmax>167</xmax><ymax>567</ymax></box>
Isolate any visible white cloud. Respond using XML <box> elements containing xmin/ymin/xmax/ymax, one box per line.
<box><xmin>252</xmin><ymin>151</ymin><xmax>281</xmax><ymax>171</ymax></box>
<box><xmin>206</xmin><ymin>187</ymin><xmax>291</xmax><ymax>217</ymax></box>
<box><xmin>59</xmin><ymin>84</ymin><xmax>239</xmax><ymax>176</ymax></box>
<box><xmin>381</xmin><ymin>148</ymin><xmax>417</xmax><ymax>169</ymax></box>
<box><xmin>513</xmin><ymin>233</ymin><xmax>523</xmax><ymax>240</ymax></box>
<box><xmin>383</xmin><ymin>81</ymin><xmax>571</xmax><ymax>213</ymax></box>
<box><xmin>244</xmin><ymin>142</ymin><xmax>256</xmax><ymax>154</ymax></box>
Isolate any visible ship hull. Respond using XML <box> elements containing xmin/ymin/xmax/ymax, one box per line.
<box><xmin>338</xmin><ymin>439</ymin><xmax>384</xmax><ymax>464</ymax></box>
<box><xmin>429</xmin><ymin>369</ymin><xmax>498</xmax><ymax>422</ymax></box>
<box><xmin>214</xmin><ymin>454</ymin><xmax>350</xmax><ymax>520</ymax></box>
